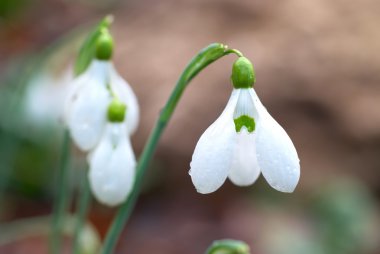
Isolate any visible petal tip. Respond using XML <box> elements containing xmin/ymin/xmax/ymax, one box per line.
<box><xmin>268</xmin><ymin>171</ymin><xmax>300</xmax><ymax>193</ymax></box>
<box><xmin>195</xmin><ymin>187</ymin><xmax>214</xmax><ymax>195</ymax></box>
<box><xmin>274</xmin><ymin>184</ymin><xmax>297</xmax><ymax>193</ymax></box>
<box><xmin>96</xmin><ymin>197</ymin><xmax>124</xmax><ymax>207</ymax></box>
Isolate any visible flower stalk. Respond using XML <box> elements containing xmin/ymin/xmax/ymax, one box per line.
<box><xmin>100</xmin><ymin>43</ymin><xmax>242</xmax><ymax>254</ymax></box>
<box><xmin>50</xmin><ymin>129</ymin><xmax>71</xmax><ymax>254</ymax></box>
<box><xmin>72</xmin><ymin>170</ymin><xmax>92</xmax><ymax>254</ymax></box>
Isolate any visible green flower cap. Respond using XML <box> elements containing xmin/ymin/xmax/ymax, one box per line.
<box><xmin>95</xmin><ymin>28</ymin><xmax>114</xmax><ymax>61</ymax></box>
<box><xmin>206</xmin><ymin>239</ymin><xmax>250</xmax><ymax>254</ymax></box>
<box><xmin>231</xmin><ymin>57</ymin><xmax>256</xmax><ymax>89</ymax></box>
<box><xmin>107</xmin><ymin>99</ymin><xmax>127</xmax><ymax>122</ymax></box>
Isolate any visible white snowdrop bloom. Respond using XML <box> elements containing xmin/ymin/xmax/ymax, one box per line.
<box><xmin>109</xmin><ymin>67</ymin><xmax>139</xmax><ymax>134</ymax></box>
<box><xmin>65</xmin><ymin>61</ymin><xmax>139</xmax><ymax>151</ymax></box>
<box><xmin>65</xmin><ymin>60</ymin><xmax>111</xmax><ymax>151</ymax></box>
<box><xmin>88</xmin><ymin>122</ymin><xmax>136</xmax><ymax>206</ymax></box>
<box><xmin>189</xmin><ymin>57</ymin><xmax>300</xmax><ymax>194</ymax></box>
<box><xmin>25</xmin><ymin>68</ymin><xmax>72</xmax><ymax>126</ymax></box>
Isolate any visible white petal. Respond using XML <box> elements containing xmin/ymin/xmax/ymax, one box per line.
<box><xmin>67</xmin><ymin>77</ymin><xmax>110</xmax><ymax>151</ymax></box>
<box><xmin>250</xmin><ymin>89</ymin><xmax>300</xmax><ymax>193</ymax></box>
<box><xmin>88</xmin><ymin>123</ymin><xmax>136</xmax><ymax>206</ymax></box>
<box><xmin>85</xmin><ymin>59</ymin><xmax>111</xmax><ymax>83</ymax></box>
<box><xmin>228</xmin><ymin>129</ymin><xmax>261</xmax><ymax>186</ymax></box>
<box><xmin>109</xmin><ymin>66</ymin><xmax>140</xmax><ymax>135</ymax></box>
<box><xmin>64</xmin><ymin>60</ymin><xmax>110</xmax><ymax>125</ymax></box>
<box><xmin>233</xmin><ymin>88</ymin><xmax>258</xmax><ymax>120</ymax></box>
<box><xmin>189</xmin><ymin>89</ymin><xmax>240</xmax><ymax>194</ymax></box>
<box><xmin>63</xmin><ymin>73</ymin><xmax>88</xmax><ymax>125</ymax></box>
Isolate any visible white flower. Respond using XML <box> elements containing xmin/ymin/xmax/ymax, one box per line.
<box><xmin>88</xmin><ymin>122</ymin><xmax>136</xmax><ymax>206</ymax></box>
<box><xmin>189</xmin><ymin>88</ymin><xmax>300</xmax><ymax>194</ymax></box>
<box><xmin>24</xmin><ymin>68</ymin><xmax>72</xmax><ymax>126</ymax></box>
<box><xmin>64</xmin><ymin>59</ymin><xmax>139</xmax><ymax>151</ymax></box>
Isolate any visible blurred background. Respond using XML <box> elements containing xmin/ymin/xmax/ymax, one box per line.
<box><xmin>0</xmin><ymin>0</ymin><xmax>380</xmax><ymax>253</ymax></box>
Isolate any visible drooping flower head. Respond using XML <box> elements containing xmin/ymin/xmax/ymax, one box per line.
<box><xmin>88</xmin><ymin>99</ymin><xmax>136</xmax><ymax>206</ymax></box>
<box><xmin>64</xmin><ymin>27</ymin><xmax>139</xmax><ymax>206</ymax></box>
<box><xmin>189</xmin><ymin>56</ymin><xmax>300</xmax><ymax>194</ymax></box>
<box><xmin>64</xmin><ymin>28</ymin><xmax>139</xmax><ymax>151</ymax></box>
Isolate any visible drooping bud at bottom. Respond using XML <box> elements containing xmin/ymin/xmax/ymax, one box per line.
<box><xmin>88</xmin><ymin>123</ymin><xmax>136</xmax><ymax>206</ymax></box>
<box><xmin>206</xmin><ymin>239</ymin><xmax>250</xmax><ymax>254</ymax></box>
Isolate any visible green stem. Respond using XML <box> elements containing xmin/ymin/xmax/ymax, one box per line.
<box><xmin>101</xmin><ymin>43</ymin><xmax>241</xmax><ymax>254</ymax></box>
<box><xmin>0</xmin><ymin>134</ymin><xmax>19</xmax><ymax>213</ymax></box>
<box><xmin>72</xmin><ymin>169</ymin><xmax>92</xmax><ymax>254</ymax></box>
<box><xmin>50</xmin><ymin>129</ymin><xmax>71</xmax><ymax>254</ymax></box>
<box><xmin>224</xmin><ymin>49</ymin><xmax>243</xmax><ymax>57</ymax></box>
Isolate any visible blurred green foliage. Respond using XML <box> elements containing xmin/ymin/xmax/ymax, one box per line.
<box><xmin>312</xmin><ymin>181</ymin><xmax>377</xmax><ymax>254</ymax></box>
<box><xmin>0</xmin><ymin>17</ymin><xmax>81</xmax><ymax>201</ymax></box>
<box><xmin>257</xmin><ymin>179</ymin><xmax>379</xmax><ymax>254</ymax></box>
<box><xmin>0</xmin><ymin>0</ymin><xmax>30</xmax><ymax>20</ymax></box>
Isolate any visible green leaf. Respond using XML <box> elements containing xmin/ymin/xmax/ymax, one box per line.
<box><xmin>74</xmin><ymin>15</ymin><xmax>113</xmax><ymax>76</ymax></box>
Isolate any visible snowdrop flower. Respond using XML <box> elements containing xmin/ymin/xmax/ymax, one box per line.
<box><xmin>88</xmin><ymin>99</ymin><xmax>136</xmax><ymax>206</ymax></box>
<box><xmin>64</xmin><ymin>29</ymin><xmax>139</xmax><ymax>151</ymax></box>
<box><xmin>189</xmin><ymin>57</ymin><xmax>300</xmax><ymax>194</ymax></box>
<box><xmin>25</xmin><ymin>68</ymin><xmax>72</xmax><ymax>127</ymax></box>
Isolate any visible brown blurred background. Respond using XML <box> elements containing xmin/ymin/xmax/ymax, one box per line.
<box><xmin>0</xmin><ymin>0</ymin><xmax>380</xmax><ymax>253</ymax></box>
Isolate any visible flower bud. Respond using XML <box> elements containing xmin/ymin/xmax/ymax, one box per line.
<box><xmin>206</xmin><ymin>239</ymin><xmax>250</xmax><ymax>254</ymax></box>
<box><xmin>107</xmin><ymin>99</ymin><xmax>126</xmax><ymax>122</ymax></box>
<box><xmin>231</xmin><ymin>57</ymin><xmax>255</xmax><ymax>89</ymax></box>
<box><xmin>95</xmin><ymin>29</ymin><xmax>114</xmax><ymax>60</ymax></box>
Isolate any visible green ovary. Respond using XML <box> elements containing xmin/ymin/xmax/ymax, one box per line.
<box><xmin>234</xmin><ymin>115</ymin><xmax>255</xmax><ymax>133</ymax></box>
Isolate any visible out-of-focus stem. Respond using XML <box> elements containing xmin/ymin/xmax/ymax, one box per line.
<box><xmin>50</xmin><ymin>129</ymin><xmax>71</xmax><ymax>254</ymax></box>
<box><xmin>72</xmin><ymin>170</ymin><xmax>92</xmax><ymax>254</ymax></box>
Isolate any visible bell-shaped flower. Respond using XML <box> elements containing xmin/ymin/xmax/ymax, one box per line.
<box><xmin>88</xmin><ymin>100</ymin><xmax>136</xmax><ymax>206</ymax></box>
<box><xmin>189</xmin><ymin>57</ymin><xmax>300</xmax><ymax>194</ymax></box>
<box><xmin>65</xmin><ymin>60</ymin><xmax>111</xmax><ymax>151</ymax></box>
<box><xmin>64</xmin><ymin>29</ymin><xmax>139</xmax><ymax>151</ymax></box>
<box><xmin>109</xmin><ymin>66</ymin><xmax>139</xmax><ymax>134</ymax></box>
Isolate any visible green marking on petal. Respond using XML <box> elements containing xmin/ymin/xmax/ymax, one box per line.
<box><xmin>234</xmin><ymin>115</ymin><xmax>255</xmax><ymax>133</ymax></box>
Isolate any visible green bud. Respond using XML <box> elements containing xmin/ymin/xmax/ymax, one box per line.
<box><xmin>231</xmin><ymin>57</ymin><xmax>255</xmax><ymax>89</ymax></box>
<box><xmin>107</xmin><ymin>99</ymin><xmax>126</xmax><ymax>122</ymax></box>
<box><xmin>95</xmin><ymin>29</ymin><xmax>114</xmax><ymax>60</ymax></box>
<box><xmin>206</xmin><ymin>239</ymin><xmax>250</xmax><ymax>254</ymax></box>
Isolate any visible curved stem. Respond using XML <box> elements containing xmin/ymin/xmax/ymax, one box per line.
<box><xmin>101</xmin><ymin>43</ymin><xmax>239</xmax><ymax>254</ymax></box>
<box><xmin>224</xmin><ymin>49</ymin><xmax>244</xmax><ymax>57</ymax></box>
<box><xmin>72</xmin><ymin>169</ymin><xmax>92</xmax><ymax>254</ymax></box>
<box><xmin>50</xmin><ymin>129</ymin><xmax>71</xmax><ymax>254</ymax></box>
